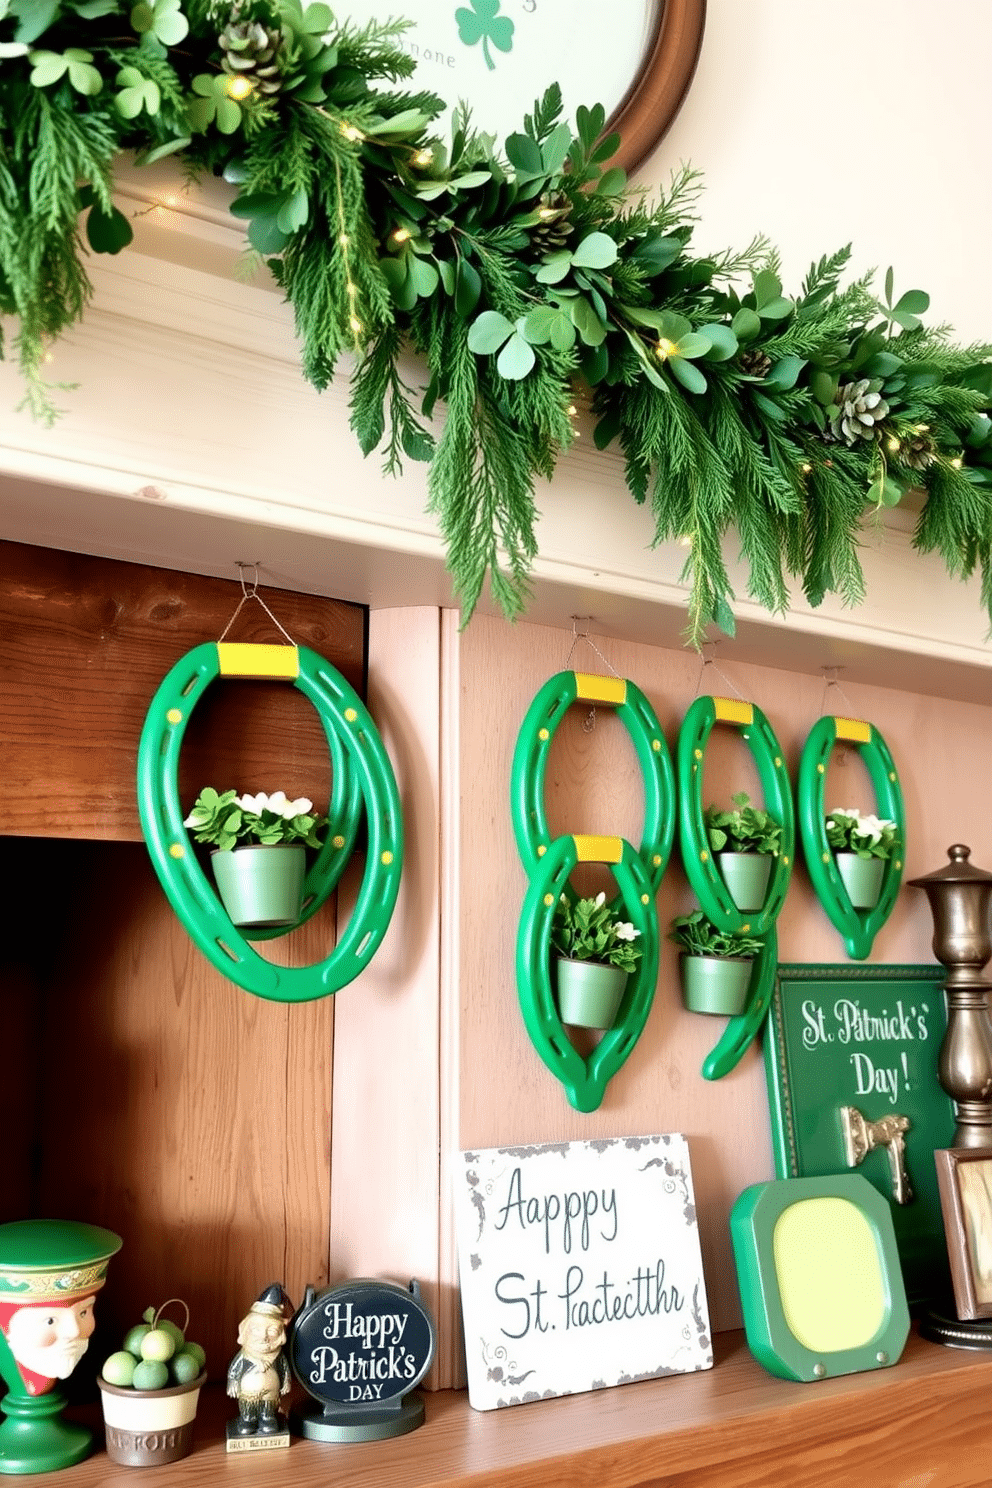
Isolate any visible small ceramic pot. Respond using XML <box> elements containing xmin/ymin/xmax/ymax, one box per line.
<box><xmin>556</xmin><ymin>958</ymin><xmax>628</xmax><ymax>1029</ymax></box>
<box><xmin>717</xmin><ymin>852</ymin><xmax>773</xmax><ymax>911</ymax></box>
<box><xmin>835</xmin><ymin>852</ymin><xmax>885</xmax><ymax>909</ymax></box>
<box><xmin>98</xmin><ymin>1372</ymin><xmax>206</xmax><ymax>1467</ymax></box>
<box><xmin>211</xmin><ymin>844</ymin><xmax>306</xmax><ymax>928</ymax></box>
<box><xmin>680</xmin><ymin>954</ymin><xmax>754</xmax><ymax>1016</ymax></box>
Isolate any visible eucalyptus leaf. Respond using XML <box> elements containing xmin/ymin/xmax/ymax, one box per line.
<box><xmin>467</xmin><ymin>310</ymin><xmax>513</xmax><ymax>355</ymax></box>
<box><xmin>675</xmin><ymin>332</ymin><xmax>712</xmax><ymax>361</ymax></box>
<box><xmin>13</xmin><ymin>0</ymin><xmax>58</xmax><ymax>42</ymax></box>
<box><xmin>549</xmin><ymin>314</ymin><xmax>576</xmax><ymax>352</ymax></box>
<box><xmin>496</xmin><ymin>332</ymin><xmax>536</xmax><ymax>380</ymax></box>
<box><xmin>596</xmin><ymin>166</ymin><xmax>626</xmax><ymax>196</ymax></box>
<box><xmin>667</xmin><ymin>355</ymin><xmax>707</xmax><ymax>395</ymax></box>
<box><xmin>454</xmin><ymin>257</ymin><xmax>481</xmax><ymax>316</ymax></box>
<box><xmin>504</xmin><ymin>131</ymin><xmax>543</xmax><ymax>176</ymax></box>
<box><xmin>85</xmin><ymin>203</ymin><xmax>134</xmax><ymax>254</ymax></box>
<box><xmin>731</xmin><ymin>307</ymin><xmax>761</xmax><ymax>341</ymax></box>
<box><xmin>409</xmin><ymin>256</ymin><xmax>439</xmax><ymax>299</ymax></box>
<box><xmin>699</xmin><ymin>323</ymin><xmax>738</xmax><ymax>361</ymax></box>
<box><xmin>570</xmin><ymin>231</ymin><xmax>618</xmax><ymax>270</ymax></box>
<box><xmin>569</xmin><ymin>295</ymin><xmax>605</xmax><ymax>347</ymax></box>
<box><xmin>521</xmin><ymin>306</ymin><xmax>557</xmax><ymax>344</ymax></box>
<box><xmin>540</xmin><ymin>122</ymin><xmax>572</xmax><ymax>174</ymax></box>
<box><xmin>275</xmin><ymin>189</ymin><xmax>309</xmax><ymax>234</ymax></box>
<box><xmin>535</xmin><ymin>252</ymin><xmax>571</xmax><ymax>285</ymax></box>
<box><xmin>764</xmin><ymin>354</ymin><xmax>805</xmax><ymax>390</ymax></box>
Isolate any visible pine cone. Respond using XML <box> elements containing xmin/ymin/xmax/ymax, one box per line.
<box><xmin>219</xmin><ymin>18</ymin><xmax>284</xmax><ymax>96</ymax></box>
<box><xmin>826</xmin><ymin>379</ymin><xmax>890</xmax><ymax>444</ymax></box>
<box><xmin>531</xmin><ymin>191</ymin><xmax>574</xmax><ymax>254</ymax></box>
<box><xmin>738</xmin><ymin>348</ymin><xmax>771</xmax><ymax>379</ymax></box>
<box><xmin>895</xmin><ymin>430</ymin><xmax>937</xmax><ymax>471</ymax></box>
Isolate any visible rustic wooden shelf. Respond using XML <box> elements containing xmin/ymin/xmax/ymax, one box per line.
<box><xmin>37</xmin><ymin>1329</ymin><xmax>992</xmax><ymax>1488</ymax></box>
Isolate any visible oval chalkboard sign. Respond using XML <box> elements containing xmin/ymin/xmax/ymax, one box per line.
<box><xmin>289</xmin><ymin>1278</ymin><xmax>435</xmax><ymax>1443</ymax></box>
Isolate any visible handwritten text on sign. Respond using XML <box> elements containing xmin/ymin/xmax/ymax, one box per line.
<box><xmin>800</xmin><ymin>995</ymin><xmax>933</xmax><ymax>1105</ymax></box>
<box><xmin>455</xmin><ymin>1135</ymin><xmax>712</xmax><ymax>1411</ymax></box>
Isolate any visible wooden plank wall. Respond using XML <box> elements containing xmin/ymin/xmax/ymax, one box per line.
<box><xmin>0</xmin><ymin>541</ymin><xmax>365</xmax><ymax>1380</ymax></box>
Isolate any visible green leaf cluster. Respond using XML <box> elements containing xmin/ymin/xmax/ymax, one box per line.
<box><xmin>825</xmin><ymin>808</ymin><xmax>899</xmax><ymax>861</ymax></box>
<box><xmin>183</xmin><ymin>786</ymin><xmax>327</xmax><ymax>851</ymax></box>
<box><xmin>704</xmin><ymin>792</ymin><xmax>781</xmax><ymax>856</ymax></box>
<box><xmin>551</xmin><ymin>892</ymin><xmax>642</xmax><ymax>974</ymax></box>
<box><xmin>3</xmin><ymin>5</ymin><xmax>992</xmax><ymax>643</ymax></box>
<box><xmin>669</xmin><ymin>911</ymin><xmax>763</xmax><ymax>960</ymax></box>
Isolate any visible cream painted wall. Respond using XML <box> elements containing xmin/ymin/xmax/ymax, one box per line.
<box><xmin>454</xmin><ymin>613</ymin><xmax>987</xmax><ymax>1335</ymax></box>
<box><xmin>648</xmin><ymin>0</ymin><xmax>991</xmax><ymax>340</ymax></box>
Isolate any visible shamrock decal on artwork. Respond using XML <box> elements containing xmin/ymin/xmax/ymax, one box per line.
<box><xmin>455</xmin><ymin>0</ymin><xmax>514</xmax><ymax>71</ymax></box>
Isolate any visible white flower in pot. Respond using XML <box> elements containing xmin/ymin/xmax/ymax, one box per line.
<box><xmin>550</xmin><ymin>891</ymin><xmax>642</xmax><ymax>1029</ymax></box>
<box><xmin>824</xmin><ymin>807</ymin><xmax>900</xmax><ymax>908</ymax></box>
<box><xmin>704</xmin><ymin>792</ymin><xmax>781</xmax><ymax>910</ymax></box>
<box><xmin>184</xmin><ymin>787</ymin><xmax>328</xmax><ymax>929</ymax></box>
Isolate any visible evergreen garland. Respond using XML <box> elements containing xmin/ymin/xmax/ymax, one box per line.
<box><xmin>3</xmin><ymin>1</ymin><xmax>992</xmax><ymax>643</ymax></box>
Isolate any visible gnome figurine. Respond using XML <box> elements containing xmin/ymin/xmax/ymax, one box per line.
<box><xmin>226</xmin><ymin>1284</ymin><xmax>293</xmax><ymax>1448</ymax></box>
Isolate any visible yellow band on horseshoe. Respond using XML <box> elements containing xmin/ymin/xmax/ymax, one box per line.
<box><xmin>572</xmin><ymin>834</ymin><xmax>624</xmax><ymax>863</ymax></box>
<box><xmin>713</xmin><ymin>697</ymin><xmax>753</xmax><ymax>726</ymax></box>
<box><xmin>217</xmin><ymin>643</ymin><xmax>300</xmax><ymax>679</ymax></box>
<box><xmin>574</xmin><ymin>673</ymin><xmax>627</xmax><ymax>706</ymax></box>
<box><xmin>834</xmin><ymin>716</ymin><xmax>872</xmax><ymax>744</ymax></box>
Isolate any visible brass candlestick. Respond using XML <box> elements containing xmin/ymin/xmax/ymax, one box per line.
<box><xmin>910</xmin><ymin>844</ymin><xmax>992</xmax><ymax>1347</ymax></box>
<box><xmin>909</xmin><ymin>845</ymin><xmax>992</xmax><ymax>1149</ymax></box>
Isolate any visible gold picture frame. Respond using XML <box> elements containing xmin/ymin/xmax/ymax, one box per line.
<box><xmin>935</xmin><ymin>1147</ymin><xmax>992</xmax><ymax>1320</ymax></box>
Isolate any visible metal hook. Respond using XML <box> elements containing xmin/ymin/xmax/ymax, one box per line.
<box><xmin>236</xmin><ymin>560</ymin><xmax>260</xmax><ymax>599</ymax></box>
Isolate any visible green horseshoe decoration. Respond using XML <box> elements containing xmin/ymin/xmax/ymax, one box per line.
<box><xmin>700</xmin><ymin>929</ymin><xmax>778</xmax><ymax>1082</ymax></box>
<box><xmin>516</xmin><ymin>833</ymin><xmax>660</xmax><ymax>1113</ymax></box>
<box><xmin>137</xmin><ymin>642</ymin><xmax>402</xmax><ymax>1002</ymax></box>
<box><xmin>677</xmin><ymin>696</ymin><xmax>795</xmax><ymax>937</ymax></box>
<box><xmin>677</xmin><ymin>695</ymin><xmax>794</xmax><ymax>1081</ymax></box>
<box><xmin>798</xmin><ymin>715</ymin><xmax>905</xmax><ymax>960</ymax></box>
<box><xmin>511</xmin><ymin>670</ymin><xmax>676</xmax><ymax>892</ymax></box>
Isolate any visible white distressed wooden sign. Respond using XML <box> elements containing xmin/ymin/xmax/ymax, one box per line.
<box><xmin>454</xmin><ymin>1133</ymin><xmax>712</xmax><ymax>1411</ymax></box>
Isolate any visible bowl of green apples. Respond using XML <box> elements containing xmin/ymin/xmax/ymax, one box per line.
<box><xmin>98</xmin><ymin>1300</ymin><xmax>206</xmax><ymax>1466</ymax></box>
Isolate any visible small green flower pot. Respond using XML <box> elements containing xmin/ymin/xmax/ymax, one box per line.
<box><xmin>680</xmin><ymin>953</ymin><xmax>754</xmax><ymax>1016</ymax></box>
<box><xmin>556</xmin><ymin>958</ymin><xmax>628</xmax><ymax>1030</ymax></box>
<box><xmin>211</xmin><ymin>844</ymin><xmax>306</xmax><ymax>929</ymax></box>
<box><xmin>835</xmin><ymin>852</ymin><xmax>885</xmax><ymax>909</ymax></box>
<box><xmin>717</xmin><ymin>852</ymin><xmax>773</xmax><ymax>911</ymax></box>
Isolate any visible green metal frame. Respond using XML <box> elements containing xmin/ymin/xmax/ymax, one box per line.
<box><xmin>515</xmin><ymin>833</ymin><xmax>660</xmax><ymax>1113</ymax></box>
<box><xmin>137</xmin><ymin>642</ymin><xmax>402</xmax><ymax>1002</ymax></box>
<box><xmin>797</xmin><ymin>715</ymin><xmax>905</xmax><ymax>960</ymax></box>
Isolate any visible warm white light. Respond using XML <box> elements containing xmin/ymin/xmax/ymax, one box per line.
<box><xmin>392</xmin><ymin>228</ymin><xmax>411</xmax><ymax>243</ymax></box>
<box><xmin>656</xmin><ymin>337</ymin><xmax>677</xmax><ymax>360</ymax></box>
<box><xmin>225</xmin><ymin>75</ymin><xmax>253</xmax><ymax>100</ymax></box>
<box><xmin>349</xmin><ymin>315</ymin><xmax>363</xmax><ymax>334</ymax></box>
<box><xmin>340</xmin><ymin>123</ymin><xmax>364</xmax><ymax>141</ymax></box>
<box><xmin>412</xmin><ymin>148</ymin><xmax>432</xmax><ymax>166</ymax></box>
<box><xmin>887</xmin><ymin>437</ymin><xmax>900</xmax><ymax>452</ymax></box>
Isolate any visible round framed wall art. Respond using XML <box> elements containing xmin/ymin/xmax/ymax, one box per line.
<box><xmin>336</xmin><ymin>1</ymin><xmax>706</xmax><ymax>171</ymax></box>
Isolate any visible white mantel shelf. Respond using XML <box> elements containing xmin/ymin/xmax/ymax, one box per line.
<box><xmin>1</xmin><ymin>163</ymin><xmax>990</xmax><ymax>704</ymax></box>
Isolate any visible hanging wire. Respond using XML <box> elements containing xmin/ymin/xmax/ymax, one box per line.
<box><xmin>217</xmin><ymin>561</ymin><xmax>297</xmax><ymax>645</ymax></box>
<box><xmin>818</xmin><ymin>665</ymin><xmax>858</xmax><ymax>717</ymax></box>
<box><xmin>563</xmin><ymin>617</ymin><xmax>620</xmax><ymax>733</ymax></box>
<box><xmin>692</xmin><ymin>642</ymin><xmax>749</xmax><ymax>702</ymax></box>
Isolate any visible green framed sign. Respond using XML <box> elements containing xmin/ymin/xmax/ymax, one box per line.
<box><xmin>763</xmin><ymin>964</ymin><xmax>954</xmax><ymax>1304</ymax></box>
